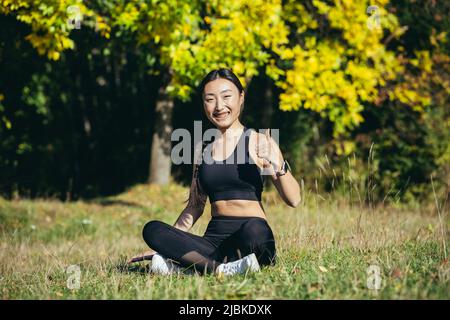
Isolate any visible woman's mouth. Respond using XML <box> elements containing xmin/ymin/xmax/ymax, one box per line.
<box><xmin>213</xmin><ymin>111</ymin><xmax>230</xmax><ymax>120</ymax></box>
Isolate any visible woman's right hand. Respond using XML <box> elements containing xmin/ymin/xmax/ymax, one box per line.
<box><xmin>127</xmin><ymin>249</ymin><xmax>157</xmax><ymax>264</ymax></box>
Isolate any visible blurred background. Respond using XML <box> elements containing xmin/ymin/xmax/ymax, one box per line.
<box><xmin>0</xmin><ymin>0</ymin><xmax>448</xmax><ymax>206</ymax></box>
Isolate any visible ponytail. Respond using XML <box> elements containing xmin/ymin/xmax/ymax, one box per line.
<box><xmin>184</xmin><ymin>141</ymin><xmax>208</xmax><ymax>207</ymax></box>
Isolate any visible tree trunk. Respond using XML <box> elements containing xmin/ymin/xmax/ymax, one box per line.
<box><xmin>261</xmin><ymin>76</ymin><xmax>274</xmax><ymax>130</ymax></box>
<box><xmin>262</xmin><ymin>76</ymin><xmax>274</xmax><ymax>189</ymax></box>
<box><xmin>148</xmin><ymin>71</ymin><xmax>174</xmax><ymax>185</ymax></box>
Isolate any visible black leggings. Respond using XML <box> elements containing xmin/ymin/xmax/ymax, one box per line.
<box><xmin>142</xmin><ymin>216</ymin><xmax>276</xmax><ymax>274</ymax></box>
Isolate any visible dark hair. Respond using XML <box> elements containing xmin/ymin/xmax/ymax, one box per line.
<box><xmin>199</xmin><ymin>68</ymin><xmax>245</xmax><ymax>102</ymax></box>
<box><xmin>184</xmin><ymin>68</ymin><xmax>246</xmax><ymax>207</ymax></box>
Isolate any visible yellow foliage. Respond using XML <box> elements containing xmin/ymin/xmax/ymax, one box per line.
<box><xmin>3</xmin><ymin>0</ymin><xmax>443</xmax><ymax>158</ymax></box>
<box><xmin>273</xmin><ymin>0</ymin><xmax>434</xmax><ymax>153</ymax></box>
<box><xmin>2</xmin><ymin>0</ymin><xmax>111</xmax><ymax>60</ymax></box>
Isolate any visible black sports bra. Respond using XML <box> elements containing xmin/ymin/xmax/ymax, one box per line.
<box><xmin>198</xmin><ymin>126</ymin><xmax>265</xmax><ymax>203</ymax></box>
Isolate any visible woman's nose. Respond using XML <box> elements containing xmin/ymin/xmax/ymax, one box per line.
<box><xmin>215</xmin><ymin>99</ymin><xmax>226</xmax><ymax>111</ymax></box>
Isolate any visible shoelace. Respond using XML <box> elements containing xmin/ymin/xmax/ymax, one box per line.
<box><xmin>167</xmin><ymin>260</ymin><xmax>182</xmax><ymax>272</ymax></box>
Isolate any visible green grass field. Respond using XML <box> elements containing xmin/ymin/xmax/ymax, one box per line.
<box><xmin>1</xmin><ymin>183</ymin><xmax>448</xmax><ymax>299</ymax></box>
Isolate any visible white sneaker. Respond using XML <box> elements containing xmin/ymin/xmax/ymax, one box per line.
<box><xmin>151</xmin><ymin>253</ymin><xmax>183</xmax><ymax>275</ymax></box>
<box><xmin>216</xmin><ymin>253</ymin><xmax>261</xmax><ymax>276</ymax></box>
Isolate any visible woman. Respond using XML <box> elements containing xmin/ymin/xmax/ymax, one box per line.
<box><xmin>128</xmin><ymin>68</ymin><xmax>301</xmax><ymax>276</ymax></box>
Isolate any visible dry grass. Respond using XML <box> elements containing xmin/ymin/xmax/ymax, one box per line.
<box><xmin>1</xmin><ymin>179</ymin><xmax>448</xmax><ymax>299</ymax></box>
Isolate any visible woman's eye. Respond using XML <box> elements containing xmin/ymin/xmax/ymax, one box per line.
<box><xmin>224</xmin><ymin>95</ymin><xmax>231</xmax><ymax>99</ymax></box>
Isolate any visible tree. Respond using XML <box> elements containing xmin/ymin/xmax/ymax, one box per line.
<box><xmin>113</xmin><ymin>0</ymin><xmax>292</xmax><ymax>184</ymax></box>
<box><xmin>268</xmin><ymin>0</ymin><xmax>434</xmax><ymax>155</ymax></box>
<box><xmin>0</xmin><ymin>0</ymin><xmax>110</xmax><ymax>60</ymax></box>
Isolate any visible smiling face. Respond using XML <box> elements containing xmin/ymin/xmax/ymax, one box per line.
<box><xmin>202</xmin><ymin>78</ymin><xmax>244</xmax><ymax>130</ymax></box>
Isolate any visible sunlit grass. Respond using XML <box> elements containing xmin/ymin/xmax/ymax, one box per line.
<box><xmin>1</xmin><ymin>179</ymin><xmax>448</xmax><ymax>299</ymax></box>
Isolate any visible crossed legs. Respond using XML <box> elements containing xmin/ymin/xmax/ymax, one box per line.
<box><xmin>142</xmin><ymin>218</ymin><xmax>276</xmax><ymax>275</ymax></box>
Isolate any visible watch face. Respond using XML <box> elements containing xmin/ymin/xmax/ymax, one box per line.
<box><xmin>280</xmin><ymin>160</ymin><xmax>291</xmax><ymax>175</ymax></box>
<box><xmin>276</xmin><ymin>161</ymin><xmax>287</xmax><ymax>176</ymax></box>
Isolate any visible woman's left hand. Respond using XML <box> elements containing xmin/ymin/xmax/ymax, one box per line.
<box><xmin>256</xmin><ymin>129</ymin><xmax>284</xmax><ymax>174</ymax></box>
<box><xmin>127</xmin><ymin>249</ymin><xmax>156</xmax><ymax>264</ymax></box>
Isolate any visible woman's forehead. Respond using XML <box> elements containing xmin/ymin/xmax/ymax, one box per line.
<box><xmin>204</xmin><ymin>79</ymin><xmax>236</xmax><ymax>96</ymax></box>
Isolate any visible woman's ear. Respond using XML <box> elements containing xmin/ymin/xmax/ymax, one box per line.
<box><xmin>239</xmin><ymin>91</ymin><xmax>245</xmax><ymax>111</ymax></box>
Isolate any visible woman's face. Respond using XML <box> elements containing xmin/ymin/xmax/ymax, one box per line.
<box><xmin>203</xmin><ymin>78</ymin><xmax>244</xmax><ymax>129</ymax></box>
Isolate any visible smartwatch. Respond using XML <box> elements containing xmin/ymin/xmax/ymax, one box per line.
<box><xmin>275</xmin><ymin>159</ymin><xmax>291</xmax><ymax>177</ymax></box>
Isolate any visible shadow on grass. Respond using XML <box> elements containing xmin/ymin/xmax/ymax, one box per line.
<box><xmin>114</xmin><ymin>257</ymin><xmax>200</xmax><ymax>277</ymax></box>
<box><xmin>87</xmin><ymin>199</ymin><xmax>146</xmax><ymax>209</ymax></box>
<box><xmin>115</xmin><ymin>261</ymin><xmax>151</xmax><ymax>275</ymax></box>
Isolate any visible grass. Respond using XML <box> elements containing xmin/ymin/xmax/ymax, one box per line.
<box><xmin>0</xmin><ymin>182</ymin><xmax>449</xmax><ymax>299</ymax></box>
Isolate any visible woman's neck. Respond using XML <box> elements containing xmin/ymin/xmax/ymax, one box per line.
<box><xmin>217</xmin><ymin>121</ymin><xmax>244</xmax><ymax>140</ymax></box>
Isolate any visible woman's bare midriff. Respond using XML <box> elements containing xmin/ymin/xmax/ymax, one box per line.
<box><xmin>210</xmin><ymin>199</ymin><xmax>267</xmax><ymax>220</ymax></box>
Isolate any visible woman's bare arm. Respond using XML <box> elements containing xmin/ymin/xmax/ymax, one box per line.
<box><xmin>127</xmin><ymin>177</ymin><xmax>206</xmax><ymax>264</ymax></box>
<box><xmin>127</xmin><ymin>144</ymin><xmax>206</xmax><ymax>264</ymax></box>
<box><xmin>253</xmin><ymin>131</ymin><xmax>301</xmax><ymax>208</ymax></box>
<box><xmin>173</xmin><ymin>142</ymin><xmax>207</xmax><ymax>232</ymax></box>
<box><xmin>173</xmin><ymin>176</ymin><xmax>207</xmax><ymax>232</ymax></box>
<box><xmin>269</xmin><ymin>168</ymin><xmax>301</xmax><ymax>208</ymax></box>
